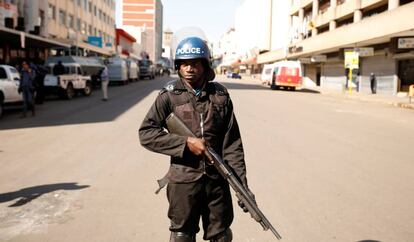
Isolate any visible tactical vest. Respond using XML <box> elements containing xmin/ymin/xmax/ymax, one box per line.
<box><xmin>158</xmin><ymin>79</ymin><xmax>231</xmax><ymax>186</ymax></box>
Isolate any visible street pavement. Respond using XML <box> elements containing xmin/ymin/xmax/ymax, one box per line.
<box><xmin>1</xmin><ymin>75</ymin><xmax>413</xmax><ymax>242</ymax></box>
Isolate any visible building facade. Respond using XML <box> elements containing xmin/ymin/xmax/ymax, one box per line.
<box><xmin>259</xmin><ymin>0</ymin><xmax>414</xmax><ymax>95</ymax></box>
<box><xmin>47</xmin><ymin>0</ymin><xmax>116</xmax><ymax>55</ymax></box>
<box><xmin>121</xmin><ymin>0</ymin><xmax>163</xmax><ymax>62</ymax></box>
<box><xmin>233</xmin><ymin>0</ymin><xmax>272</xmax><ymax>74</ymax></box>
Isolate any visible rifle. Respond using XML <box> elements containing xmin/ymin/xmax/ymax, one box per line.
<box><xmin>166</xmin><ymin>113</ymin><xmax>282</xmax><ymax>240</ymax></box>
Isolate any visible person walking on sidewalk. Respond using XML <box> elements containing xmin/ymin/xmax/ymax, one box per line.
<box><xmin>19</xmin><ymin>61</ymin><xmax>36</xmax><ymax>117</ymax></box>
<box><xmin>100</xmin><ymin>61</ymin><xmax>109</xmax><ymax>101</ymax></box>
<box><xmin>139</xmin><ymin>31</ymin><xmax>253</xmax><ymax>242</ymax></box>
<box><xmin>370</xmin><ymin>73</ymin><xmax>377</xmax><ymax>94</ymax></box>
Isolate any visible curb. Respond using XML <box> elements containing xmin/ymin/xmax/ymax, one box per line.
<box><xmin>319</xmin><ymin>91</ymin><xmax>414</xmax><ymax>110</ymax></box>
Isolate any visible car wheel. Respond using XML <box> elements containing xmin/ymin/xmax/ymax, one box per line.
<box><xmin>66</xmin><ymin>83</ymin><xmax>75</xmax><ymax>99</ymax></box>
<box><xmin>83</xmin><ymin>82</ymin><xmax>92</xmax><ymax>96</ymax></box>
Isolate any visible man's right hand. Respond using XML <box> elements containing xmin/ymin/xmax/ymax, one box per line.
<box><xmin>186</xmin><ymin>137</ymin><xmax>206</xmax><ymax>156</ymax></box>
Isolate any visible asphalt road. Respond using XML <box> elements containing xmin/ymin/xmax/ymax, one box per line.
<box><xmin>1</xmin><ymin>75</ymin><xmax>413</xmax><ymax>242</ymax></box>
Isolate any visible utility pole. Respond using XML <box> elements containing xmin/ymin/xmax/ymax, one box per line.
<box><xmin>269</xmin><ymin>0</ymin><xmax>273</xmax><ymax>51</ymax></box>
<box><xmin>75</xmin><ymin>1</ymin><xmax>79</xmax><ymax>56</ymax></box>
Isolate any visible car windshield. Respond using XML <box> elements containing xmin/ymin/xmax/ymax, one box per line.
<box><xmin>139</xmin><ymin>60</ymin><xmax>151</xmax><ymax>67</ymax></box>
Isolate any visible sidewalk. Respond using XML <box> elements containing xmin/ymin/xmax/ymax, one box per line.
<box><xmin>310</xmin><ymin>87</ymin><xmax>414</xmax><ymax>110</ymax></box>
<box><xmin>231</xmin><ymin>75</ymin><xmax>414</xmax><ymax>110</ymax></box>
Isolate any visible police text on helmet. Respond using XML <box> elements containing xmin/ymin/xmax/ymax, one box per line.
<box><xmin>176</xmin><ymin>47</ymin><xmax>204</xmax><ymax>55</ymax></box>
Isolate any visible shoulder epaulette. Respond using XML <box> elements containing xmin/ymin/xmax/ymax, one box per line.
<box><xmin>211</xmin><ymin>82</ymin><xmax>229</xmax><ymax>96</ymax></box>
<box><xmin>160</xmin><ymin>80</ymin><xmax>179</xmax><ymax>94</ymax></box>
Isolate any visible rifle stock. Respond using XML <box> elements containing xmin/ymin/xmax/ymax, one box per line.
<box><xmin>166</xmin><ymin>113</ymin><xmax>282</xmax><ymax>240</ymax></box>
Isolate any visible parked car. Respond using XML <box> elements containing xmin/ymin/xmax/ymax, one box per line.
<box><xmin>139</xmin><ymin>59</ymin><xmax>156</xmax><ymax>80</ymax></box>
<box><xmin>44</xmin><ymin>56</ymin><xmax>101</xmax><ymax>99</ymax></box>
<box><xmin>226</xmin><ymin>72</ymin><xmax>241</xmax><ymax>79</ymax></box>
<box><xmin>0</xmin><ymin>65</ymin><xmax>22</xmax><ymax>117</ymax></box>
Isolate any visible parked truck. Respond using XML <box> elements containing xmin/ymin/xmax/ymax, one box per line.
<box><xmin>43</xmin><ymin>56</ymin><xmax>104</xmax><ymax>99</ymax></box>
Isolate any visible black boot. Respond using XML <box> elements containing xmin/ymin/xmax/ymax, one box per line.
<box><xmin>170</xmin><ymin>232</ymin><xmax>195</xmax><ymax>242</ymax></box>
<box><xmin>210</xmin><ymin>228</ymin><xmax>232</xmax><ymax>242</ymax></box>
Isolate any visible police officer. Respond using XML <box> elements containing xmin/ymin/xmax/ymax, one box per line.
<box><xmin>139</xmin><ymin>36</ymin><xmax>251</xmax><ymax>242</ymax></box>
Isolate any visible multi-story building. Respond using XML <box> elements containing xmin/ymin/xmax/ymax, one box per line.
<box><xmin>0</xmin><ymin>0</ymin><xmax>117</xmax><ymax>64</ymax></box>
<box><xmin>0</xmin><ymin>0</ymin><xmax>66</xmax><ymax>64</ymax></box>
<box><xmin>233</xmin><ymin>0</ymin><xmax>273</xmax><ymax>74</ymax></box>
<box><xmin>214</xmin><ymin>28</ymin><xmax>239</xmax><ymax>74</ymax></box>
<box><xmin>121</xmin><ymin>0</ymin><xmax>163</xmax><ymax>62</ymax></box>
<box><xmin>47</xmin><ymin>0</ymin><xmax>116</xmax><ymax>56</ymax></box>
<box><xmin>259</xmin><ymin>0</ymin><xmax>414</xmax><ymax>95</ymax></box>
<box><xmin>161</xmin><ymin>27</ymin><xmax>172</xmax><ymax>60</ymax></box>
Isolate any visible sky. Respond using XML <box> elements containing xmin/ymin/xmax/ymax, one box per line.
<box><xmin>116</xmin><ymin>0</ymin><xmax>244</xmax><ymax>43</ymax></box>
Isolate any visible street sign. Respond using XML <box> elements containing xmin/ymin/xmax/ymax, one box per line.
<box><xmin>398</xmin><ymin>38</ymin><xmax>414</xmax><ymax>49</ymax></box>
<box><xmin>344</xmin><ymin>50</ymin><xmax>359</xmax><ymax>69</ymax></box>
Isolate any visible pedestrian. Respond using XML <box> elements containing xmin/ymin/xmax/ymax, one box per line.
<box><xmin>100</xmin><ymin>61</ymin><xmax>109</xmax><ymax>101</ymax></box>
<box><xmin>370</xmin><ymin>73</ymin><xmax>377</xmax><ymax>94</ymax></box>
<box><xmin>19</xmin><ymin>60</ymin><xmax>36</xmax><ymax>117</ymax></box>
<box><xmin>53</xmin><ymin>60</ymin><xmax>65</xmax><ymax>76</ymax></box>
<box><xmin>139</xmin><ymin>32</ymin><xmax>252</xmax><ymax>242</ymax></box>
<box><xmin>34</xmin><ymin>64</ymin><xmax>47</xmax><ymax>104</ymax></box>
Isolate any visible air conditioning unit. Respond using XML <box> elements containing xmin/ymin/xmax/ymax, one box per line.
<box><xmin>5</xmin><ymin>18</ymin><xmax>14</xmax><ymax>29</ymax></box>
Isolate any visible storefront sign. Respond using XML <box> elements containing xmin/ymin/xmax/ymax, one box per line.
<box><xmin>398</xmin><ymin>38</ymin><xmax>414</xmax><ymax>49</ymax></box>
<box><xmin>344</xmin><ymin>50</ymin><xmax>359</xmax><ymax>69</ymax></box>
<box><xmin>20</xmin><ymin>32</ymin><xmax>25</xmax><ymax>48</ymax></box>
<box><xmin>311</xmin><ymin>55</ymin><xmax>327</xmax><ymax>62</ymax></box>
<box><xmin>355</xmin><ymin>47</ymin><xmax>374</xmax><ymax>57</ymax></box>
<box><xmin>87</xmin><ymin>36</ymin><xmax>102</xmax><ymax>48</ymax></box>
<box><xmin>288</xmin><ymin>45</ymin><xmax>303</xmax><ymax>54</ymax></box>
<box><xmin>299</xmin><ymin>57</ymin><xmax>311</xmax><ymax>64</ymax></box>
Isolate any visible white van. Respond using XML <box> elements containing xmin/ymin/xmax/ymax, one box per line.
<box><xmin>108</xmin><ymin>57</ymin><xmax>128</xmax><ymax>84</ymax></box>
<box><xmin>262</xmin><ymin>61</ymin><xmax>303</xmax><ymax>90</ymax></box>
<box><xmin>127</xmin><ymin>59</ymin><xmax>139</xmax><ymax>82</ymax></box>
<box><xmin>261</xmin><ymin>64</ymin><xmax>275</xmax><ymax>85</ymax></box>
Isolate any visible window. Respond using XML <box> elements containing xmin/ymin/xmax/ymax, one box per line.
<box><xmin>77</xmin><ymin>0</ymin><xmax>81</xmax><ymax>6</ymax></box>
<box><xmin>77</xmin><ymin>18</ymin><xmax>81</xmax><ymax>31</ymax></box>
<box><xmin>98</xmin><ymin>30</ymin><xmax>102</xmax><ymax>37</ymax></box>
<box><xmin>98</xmin><ymin>9</ymin><xmax>102</xmax><ymax>20</ymax></box>
<box><xmin>59</xmin><ymin>9</ymin><xmax>66</xmax><ymax>25</ymax></box>
<box><xmin>88</xmin><ymin>1</ymin><xmax>92</xmax><ymax>13</ymax></box>
<box><xmin>48</xmin><ymin>4</ymin><xmax>56</xmax><ymax>20</ymax></box>
<box><xmin>103</xmin><ymin>13</ymin><xmax>106</xmax><ymax>23</ymax></box>
<box><xmin>94</xmin><ymin>5</ymin><xmax>97</xmax><ymax>16</ymax></box>
<box><xmin>0</xmin><ymin>67</ymin><xmax>7</xmax><ymax>79</ymax></box>
<box><xmin>68</xmin><ymin>14</ymin><xmax>74</xmax><ymax>28</ymax></box>
<box><xmin>83</xmin><ymin>0</ymin><xmax>87</xmax><ymax>11</ymax></box>
<box><xmin>94</xmin><ymin>27</ymin><xmax>97</xmax><ymax>36</ymax></box>
<box><xmin>81</xmin><ymin>21</ymin><xmax>87</xmax><ymax>34</ymax></box>
<box><xmin>88</xmin><ymin>25</ymin><xmax>92</xmax><ymax>35</ymax></box>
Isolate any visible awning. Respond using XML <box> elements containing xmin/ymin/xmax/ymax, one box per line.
<box><xmin>56</xmin><ymin>38</ymin><xmax>114</xmax><ymax>56</ymax></box>
<box><xmin>241</xmin><ymin>57</ymin><xmax>257</xmax><ymax>65</ymax></box>
<box><xmin>257</xmin><ymin>48</ymin><xmax>286</xmax><ymax>64</ymax></box>
<box><xmin>230</xmin><ymin>59</ymin><xmax>241</xmax><ymax>67</ymax></box>
<box><xmin>0</xmin><ymin>26</ymin><xmax>70</xmax><ymax>49</ymax></box>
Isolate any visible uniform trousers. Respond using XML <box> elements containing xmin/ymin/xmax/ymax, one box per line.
<box><xmin>167</xmin><ymin>176</ymin><xmax>233</xmax><ymax>240</ymax></box>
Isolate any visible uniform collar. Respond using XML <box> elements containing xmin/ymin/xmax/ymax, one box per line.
<box><xmin>179</xmin><ymin>78</ymin><xmax>209</xmax><ymax>98</ymax></box>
